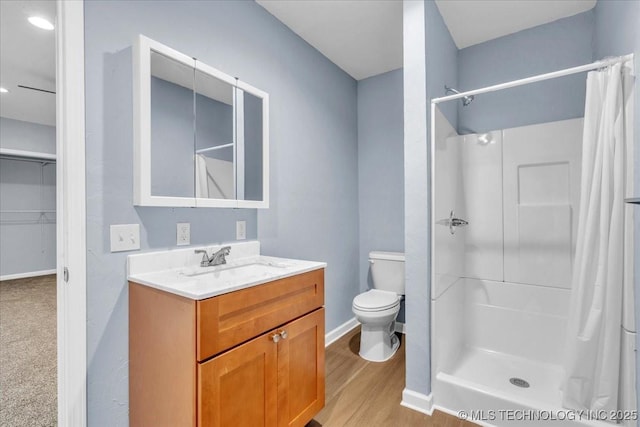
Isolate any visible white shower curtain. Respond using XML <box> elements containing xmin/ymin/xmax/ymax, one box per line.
<box><xmin>562</xmin><ymin>62</ymin><xmax>629</xmax><ymax>412</ymax></box>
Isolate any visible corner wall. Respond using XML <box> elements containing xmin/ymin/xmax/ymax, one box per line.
<box><xmin>357</xmin><ymin>69</ymin><xmax>404</xmax><ymax>316</ymax></box>
<box><xmin>402</xmin><ymin>0</ymin><xmax>458</xmax><ymax>398</ymax></box>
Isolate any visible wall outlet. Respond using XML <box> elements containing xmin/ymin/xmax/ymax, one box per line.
<box><xmin>177</xmin><ymin>223</ymin><xmax>190</xmax><ymax>246</ymax></box>
<box><xmin>110</xmin><ymin>224</ymin><xmax>141</xmax><ymax>252</ymax></box>
<box><xmin>236</xmin><ymin>220</ymin><xmax>246</xmax><ymax>240</ymax></box>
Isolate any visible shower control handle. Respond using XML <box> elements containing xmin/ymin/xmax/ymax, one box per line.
<box><xmin>447</xmin><ymin>210</ymin><xmax>468</xmax><ymax>234</ymax></box>
<box><xmin>437</xmin><ymin>210</ymin><xmax>469</xmax><ymax>235</ymax></box>
<box><xmin>450</xmin><ymin>217</ymin><xmax>469</xmax><ymax>227</ymax></box>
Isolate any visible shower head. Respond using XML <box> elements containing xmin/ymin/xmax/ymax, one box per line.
<box><xmin>444</xmin><ymin>85</ymin><xmax>474</xmax><ymax>106</ymax></box>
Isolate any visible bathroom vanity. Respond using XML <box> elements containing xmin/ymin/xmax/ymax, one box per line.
<box><xmin>128</xmin><ymin>242</ymin><xmax>326</xmax><ymax>426</ymax></box>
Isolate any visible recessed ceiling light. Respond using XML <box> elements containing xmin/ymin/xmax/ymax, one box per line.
<box><xmin>0</xmin><ymin>87</ymin><xmax>9</xmax><ymax>94</ymax></box>
<box><xmin>28</xmin><ymin>16</ymin><xmax>54</xmax><ymax>31</ymax></box>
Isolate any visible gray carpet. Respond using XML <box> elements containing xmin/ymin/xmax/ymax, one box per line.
<box><xmin>0</xmin><ymin>275</ymin><xmax>57</xmax><ymax>427</ymax></box>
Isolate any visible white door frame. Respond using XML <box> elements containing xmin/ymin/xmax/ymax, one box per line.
<box><xmin>56</xmin><ymin>1</ymin><xmax>87</xmax><ymax>425</ymax></box>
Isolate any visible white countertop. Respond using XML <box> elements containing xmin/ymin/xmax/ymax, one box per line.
<box><xmin>127</xmin><ymin>241</ymin><xmax>326</xmax><ymax>300</ymax></box>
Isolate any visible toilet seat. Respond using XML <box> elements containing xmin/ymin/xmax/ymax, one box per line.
<box><xmin>353</xmin><ymin>290</ymin><xmax>399</xmax><ymax>312</ymax></box>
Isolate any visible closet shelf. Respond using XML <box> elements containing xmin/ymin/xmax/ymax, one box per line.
<box><xmin>0</xmin><ymin>148</ymin><xmax>56</xmax><ymax>163</ymax></box>
<box><xmin>0</xmin><ymin>219</ymin><xmax>56</xmax><ymax>225</ymax></box>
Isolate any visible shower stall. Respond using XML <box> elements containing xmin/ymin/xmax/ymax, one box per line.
<box><xmin>430</xmin><ymin>56</ymin><xmax>636</xmax><ymax>426</ymax></box>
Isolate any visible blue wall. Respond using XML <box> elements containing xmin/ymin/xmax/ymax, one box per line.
<box><xmin>0</xmin><ymin>117</ymin><xmax>56</xmax><ymax>154</ymax></box>
<box><xmin>357</xmin><ymin>69</ymin><xmax>405</xmax><ymax>319</ymax></box>
<box><xmin>592</xmin><ymin>0</ymin><xmax>640</xmax><ymax>414</ymax></box>
<box><xmin>0</xmin><ymin>160</ymin><xmax>56</xmax><ymax>277</ymax></box>
<box><xmin>0</xmin><ymin>118</ymin><xmax>56</xmax><ymax>277</ymax></box>
<box><xmin>457</xmin><ymin>10</ymin><xmax>594</xmax><ymax>133</ymax></box>
<box><xmin>84</xmin><ymin>0</ymin><xmax>357</xmax><ymax>423</ymax></box>
<box><xmin>457</xmin><ymin>11</ymin><xmax>594</xmax><ymax>134</ymax></box>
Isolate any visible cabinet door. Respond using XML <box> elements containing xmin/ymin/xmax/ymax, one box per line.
<box><xmin>277</xmin><ymin>308</ymin><xmax>325</xmax><ymax>427</ymax></box>
<box><xmin>198</xmin><ymin>332</ymin><xmax>278</xmax><ymax>427</ymax></box>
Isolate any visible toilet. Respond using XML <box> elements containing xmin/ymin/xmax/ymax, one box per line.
<box><xmin>352</xmin><ymin>251</ymin><xmax>405</xmax><ymax>362</ymax></box>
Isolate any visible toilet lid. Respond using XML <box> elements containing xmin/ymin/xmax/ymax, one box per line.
<box><xmin>353</xmin><ymin>290</ymin><xmax>399</xmax><ymax>311</ymax></box>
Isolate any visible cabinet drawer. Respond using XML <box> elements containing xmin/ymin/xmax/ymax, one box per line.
<box><xmin>197</xmin><ymin>269</ymin><xmax>324</xmax><ymax>361</ymax></box>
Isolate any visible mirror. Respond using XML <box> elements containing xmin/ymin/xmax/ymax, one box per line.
<box><xmin>194</xmin><ymin>67</ymin><xmax>235</xmax><ymax>200</ymax></box>
<box><xmin>134</xmin><ymin>35</ymin><xmax>269</xmax><ymax>208</ymax></box>
<box><xmin>237</xmin><ymin>89</ymin><xmax>264</xmax><ymax>202</ymax></box>
<box><xmin>150</xmin><ymin>50</ymin><xmax>195</xmax><ymax>199</ymax></box>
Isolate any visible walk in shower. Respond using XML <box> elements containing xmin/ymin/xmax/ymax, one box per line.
<box><xmin>430</xmin><ymin>56</ymin><xmax>636</xmax><ymax>427</ymax></box>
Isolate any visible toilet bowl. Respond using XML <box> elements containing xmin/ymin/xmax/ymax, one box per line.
<box><xmin>352</xmin><ymin>251</ymin><xmax>404</xmax><ymax>362</ymax></box>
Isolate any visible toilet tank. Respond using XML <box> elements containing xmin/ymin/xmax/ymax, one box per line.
<box><xmin>369</xmin><ymin>251</ymin><xmax>405</xmax><ymax>295</ymax></box>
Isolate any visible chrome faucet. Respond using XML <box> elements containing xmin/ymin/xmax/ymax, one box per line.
<box><xmin>194</xmin><ymin>246</ymin><xmax>231</xmax><ymax>267</ymax></box>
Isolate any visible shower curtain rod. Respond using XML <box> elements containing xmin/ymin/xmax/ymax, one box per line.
<box><xmin>432</xmin><ymin>53</ymin><xmax>634</xmax><ymax>104</ymax></box>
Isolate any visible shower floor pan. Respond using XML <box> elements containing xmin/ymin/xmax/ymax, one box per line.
<box><xmin>433</xmin><ymin>347</ymin><xmax>616</xmax><ymax>427</ymax></box>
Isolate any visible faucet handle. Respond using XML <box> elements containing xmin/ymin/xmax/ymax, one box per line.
<box><xmin>216</xmin><ymin>246</ymin><xmax>231</xmax><ymax>265</ymax></box>
<box><xmin>194</xmin><ymin>249</ymin><xmax>210</xmax><ymax>266</ymax></box>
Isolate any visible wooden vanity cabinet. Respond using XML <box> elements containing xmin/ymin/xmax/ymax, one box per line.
<box><xmin>198</xmin><ymin>309</ymin><xmax>324</xmax><ymax>427</ymax></box>
<box><xmin>130</xmin><ymin>269</ymin><xmax>325</xmax><ymax>427</ymax></box>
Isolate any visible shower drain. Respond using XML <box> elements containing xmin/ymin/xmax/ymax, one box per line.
<box><xmin>509</xmin><ymin>377</ymin><xmax>530</xmax><ymax>388</ymax></box>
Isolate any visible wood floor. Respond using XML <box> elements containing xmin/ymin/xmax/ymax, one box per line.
<box><xmin>310</xmin><ymin>327</ymin><xmax>476</xmax><ymax>427</ymax></box>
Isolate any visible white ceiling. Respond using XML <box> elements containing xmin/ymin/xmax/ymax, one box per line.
<box><xmin>256</xmin><ymin>0</ymin><xmax>403</xmax><ymax>81</ymax></box>
<box><xmin>0</xmin><ymin>0</ymin><xmax>56</xmax><ymax>127</ymax></box>
<box><xmin>256</xmin><ymin>0</ymin><xmax>597</xmax><ymax>81</ymax></box>
<box><xmin>0</xmin><ymin>0</ymin><xmax>600</xmax><ymax>125</ymax></box>
<box><xmin>435</xmin><ymin>0</ymin><xmax>597</xmax><ymax>49</ymax></box>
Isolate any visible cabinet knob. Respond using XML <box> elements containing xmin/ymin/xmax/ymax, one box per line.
<box><xmin>271</xmin><ymin>333</ymin><xmax>281</xmax><ymax>343</ymax></box>
<box><xmin>279</xmin><ymin>330</ymin><xmax>288</xmax><ymax>339</ymax></box>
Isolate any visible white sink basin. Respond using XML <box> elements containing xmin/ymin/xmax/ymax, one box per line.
<box><xmin>128</xmin><ymin>242</ymin><xmax>326</xmax><ymax>300</ymax></box>
<box><xmin>180</xmin><ymin>260</ymin><xmax>289</xmax><ymax>278</ymax></box>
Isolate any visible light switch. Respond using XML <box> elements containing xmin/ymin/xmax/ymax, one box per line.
<box><xmin>177</xmin><ymin>223</ymin><xmax>190</xmax><ymax>246</ymax></box>
<box><xmin>110</xmin><ymin>224</ymin><xmax>141</xmax><ymax>252</ymax></box>
<box><xmin>236</xmin><ymin>220</ymin><xmax>246</xmax><ymax>240</ymax></box>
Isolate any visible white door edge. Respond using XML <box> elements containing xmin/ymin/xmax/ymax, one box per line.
<box><xmin>56</xmin><ymin>1</ymin><xmax>87</xmax><ymax>425</ymax></box>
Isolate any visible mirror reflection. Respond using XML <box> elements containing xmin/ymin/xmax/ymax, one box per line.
<box><xmin>150</xmin><ymin>50</ymin><xmax>195</xmax><ymax>198</ymax></box>
<box><xmin>238</xmin><ymin>90</ymin><xmax>263</xmax><ymax>201</ymax></box>
<box><xmin>194</xmin><ymin>69</ymin><xmax>235</xmax><ymax>199</ymax></box>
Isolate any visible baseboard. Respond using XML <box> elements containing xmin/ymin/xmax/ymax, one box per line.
<box><xmin>0</xmin><ymin>269</ymin><xmax>56</xmax><ymax>281</ymax></box>
<box><xmin>325</xmin><ymin>318</ymin><xmax>405</xmax><ymax>347</ymax></box>
<box><xmin>401</xmin><ymin>389</ymin><xmax>433</xmax><ymax>416</ymax></box>
<box><xmin>325</xmin><ymin>317</ymin><xmax>359</xmax><ymax>347</ymax></box>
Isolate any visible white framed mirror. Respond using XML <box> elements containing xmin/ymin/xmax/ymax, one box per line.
<box><xmin>133</xmin><ymin>35</ymin><xmax>269</xmax><ymax>208</ymax></box>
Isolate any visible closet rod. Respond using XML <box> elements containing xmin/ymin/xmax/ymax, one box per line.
<box><xmin>0</xmin><ymin>155</ymin><xmax>56</xmax><ymax>164</ymax></box>
<box><xmin>0</xmin><ymin>210</ymin><xmax>56</xmax><ymax>214</ymax></box>
<box><xmin>0</xmin><ymin>220</ymin><xmax>56</xmax><ymax>225</ymax></box>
